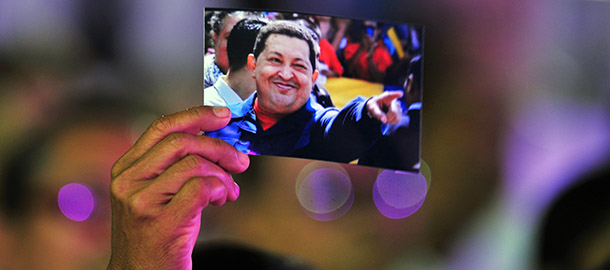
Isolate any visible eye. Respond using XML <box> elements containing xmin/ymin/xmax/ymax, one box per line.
<box><xmin>269</xmin><ymin>57</ymin><xmax>281</xmax><ymax>63</ymax></box>
<box><xmin>294</xmin><ymin>63</ymin><xmax>308</xmax><ymax>71</ymax></box>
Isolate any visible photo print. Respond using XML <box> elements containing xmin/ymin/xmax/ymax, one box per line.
<box><xmin>203</xmin><ymin>8</ymin><xmax>423</xmax><ymax>172</ymax></box>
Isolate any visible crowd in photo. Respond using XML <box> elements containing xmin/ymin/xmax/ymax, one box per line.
<box><xmin>204</xmin><ymin>9</ymin><xmax>424</xmax><ymax>100</ymax></box>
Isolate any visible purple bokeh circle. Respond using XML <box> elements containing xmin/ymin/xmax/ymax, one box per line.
<box><xmin>296</xmin><ymin>162</ymin><xmax>353</xmax><ymax>221</ymax></box>
<box><xmin>373</xmin><ymin>170</ymin><xmax>427</xmax><ymax>219</ymax></box>
<box><xmin>57</xmin><ymin>183</ymin><xmax>95</xmax><ymax>222</ymax></box>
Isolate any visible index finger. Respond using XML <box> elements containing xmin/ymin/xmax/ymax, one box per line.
<box><xmin>386</xmin><ymin>99</ymin><xmax>403</xmax><ymax>124</ymax></box>
<box><xmin>377</xmin><ymin>91</ymin><xmax>404</xmax><ymax>105</ymax></box>
<box><xmin>113</xmin><ymin>106</ymin><xmax>231</xmax><ymax>176</ymax></box>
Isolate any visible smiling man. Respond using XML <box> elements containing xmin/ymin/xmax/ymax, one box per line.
<box><xmin>206</xmin><ymin>20</ymin><xmax>403</xmax><ymax>163</ymax></box>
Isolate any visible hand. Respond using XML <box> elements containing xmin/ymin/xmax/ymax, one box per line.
<box><xmin>106</xmin><ymin>106</ymin><xmax>249</xmax><ymax>270</ymax></box>
<box><xmin>366</xmin><ymin>91</ymin><xmax>404</xmax><ymax>124</ymax></box>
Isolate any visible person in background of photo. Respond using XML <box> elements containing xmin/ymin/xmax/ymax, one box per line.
<box><xmin>204</xmin><ymin>10</ymin><xmax>262</xmax><ymax>88</ymax></box>
<box><xmin>537</xmin><ymin>161</ymin><xmax>610</xmax><ymax>270</ymax></box>
<box><xmin>292</xmin><ymin>15</ymin><xmax>337</xmax><ymax>108</ymax></box>
<box><xmin>204</xmin><ymin>18</ymin><xmax>269</xmax><ymax>108</ymax></box>
<box><xmin>358</xmin><ymin>55</ymin><xmax>422</xmax><ymax>171</ymax></box>
<box><xmin>341</xmin><ymin>20</ymin><xmax>393</xmax><ymax>83</ymax></box>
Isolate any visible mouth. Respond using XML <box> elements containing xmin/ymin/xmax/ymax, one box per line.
<box><xmin>272</xmin><ymin>79</ymin><xmax>298</xmax><ymax>90</ymax></box>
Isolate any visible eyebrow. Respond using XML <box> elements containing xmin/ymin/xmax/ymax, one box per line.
<box><xmin>268</xmin><ymin>51</ymin><xmax>307</xmax><ymax>62</ymax></box>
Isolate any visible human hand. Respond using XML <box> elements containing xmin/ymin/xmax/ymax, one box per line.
<box><xmin>106</xmin><ymin>106</ymin><xmax>250</xmax><ymax>270</ymax></box>
<box><xmin>366</xmin><ymin>91</ymin><xmax>404</xmax><ymax>124</ymax></box>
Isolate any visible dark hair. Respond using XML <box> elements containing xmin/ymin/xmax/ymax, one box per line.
<box><xmin>274</xmin><ymin>13</ymin><xmax>322</xmax><ymax>44</ymax></box>
<box><xmin>252</xmin><ymin>20</ymin><xmax>318</xmax><ymax>72</ymax></box>
<box><xmin>208</xmin><ymin>10</ymin><xmax>262</xmax><ymax>47</ymax></box>
<box><xmin>227</xmin><ymin>18</ymin><xmax>268</xmax><ymax>71</ymax></box>
<box><xmin>209</xmin><ymin>11</ymin><xmax>230</xmax><ymax>37</ymax></box>
<box><xmin>538</xmin><ymin>161</ymin><xmax>610</xmax><ymax>269</ymax></box>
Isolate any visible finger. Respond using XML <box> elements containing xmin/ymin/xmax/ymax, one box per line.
<box><xmin>386</xmin><ymin>99</ymin><xmax>403</xmax><ymax>125</ymax></box>
<box><xmin>144</xmin><ymin>154</ymin><xmax>239</xmax><ymax>204</ymax></box>
<box><xmin>167</xmin><ymin>176</ymin><xmax>233</xmax><ymax>222</ymax></box>
<box><xmin>367</xmin><ymin>99</ymin><xmax>387</xmax><ymax>124</ymax></box>
<box><xmin>377</xmin><ymin>91</ymin><xmax>404</xmax><ymax>106</ymax></box>
<box><xmin>112</xmin><ymin>106</ymin><xmax>231</xmax><ymax>178</ymax></box>
<box><xmin>120</xmin><ymin>132</ymin><xmax>249</xmax><ymax>182</ymax></box>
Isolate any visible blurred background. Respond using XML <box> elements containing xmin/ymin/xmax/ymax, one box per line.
<box><xmin>1</xmin><ymin>0</ymin><xmax>609</xmax><ymax>269</ymax></box>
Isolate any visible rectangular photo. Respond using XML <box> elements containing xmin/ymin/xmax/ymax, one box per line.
<box><xmin>203</xmin><ymin>8</ymin><xmax>423</xmax><ymax>172</ymax></box>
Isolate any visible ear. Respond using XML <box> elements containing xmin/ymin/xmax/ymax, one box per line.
<box><xmin>312</xmin><ymin>70</ymin><xmax>319</xmax><ymax>83</ymax></box>
<box><xmin>247</xmin><ymin>54</ymin><xmax>257</xmax><ymax>78</ymax></box>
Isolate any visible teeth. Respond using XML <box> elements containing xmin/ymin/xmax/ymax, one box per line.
<box><xmin>274</xmin><ymin>82</ymin><xmax>294</xmax><ymax>90</ymax></box>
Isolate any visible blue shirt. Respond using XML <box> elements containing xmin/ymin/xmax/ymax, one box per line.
<box><xmin>206</xmin><ymin>93</ymin><xmax>386</xmax><ymax>163</ymax></box>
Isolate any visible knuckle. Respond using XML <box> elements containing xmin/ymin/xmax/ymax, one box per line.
<box><xmin>150</xmin><ymin>115</ymin><xmax>174</xmax><ymax>134</ymax></box>
<box><xmin>127</xmin><ymin>193</ymin><xmax>149</xmax><ymax>216</ymax></box>
<box><xmin>195</xmin><ymin>176</ymin><xmax>221</xmax><ymax>192</ymax></box>
<box><xmin>191</xmin><ymin>106</ymin><xmax>206</xmax><ymax>119</ymax></box>
<box><xmin>110</xmin><ymin>159</ymin><xmax>127</xmax><ymax>179</ymax></box>
<box><xmin>182</xmin><ymin>154</ymin><xmax>205</xmax><ymax>170</ymax></box>
<box><xmin>110</xmin><ymin>178</ymin><xmax>129</xmax><ymax>201</ymax></box>
<box><xmin>184</xmin><ymin>177</ymin><xmax>209</xmax><ymax>200</ymax></box>
<box><xmin>187</xmin><ymin>177</ymin><xmax>206</xmax><ymax>190</ymax></box>
<box><xmin>210</xmin><ymin>136</ymin><xmax>229</xmax><ymax>153</ymax></box>
<box><xmin>165</xmin><ymin>133</ymin><xmax>189</xmax><ymax>149</ymax></box>
<box><xmin>110</xmin><ymin>162</ymin><xmax>122</xmax><ymax>179</ymax></box>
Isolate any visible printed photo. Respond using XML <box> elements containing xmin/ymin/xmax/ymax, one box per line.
<box><xmin>203</xmin><ymin>8</ymin><xmax>423</xmax><ymax>172</ymax></box>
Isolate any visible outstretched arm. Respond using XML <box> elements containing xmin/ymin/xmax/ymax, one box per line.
<box><xmin>303</xmin><ymin>91</ymin><xmax>403</xmax><ymax>163</ymax></box>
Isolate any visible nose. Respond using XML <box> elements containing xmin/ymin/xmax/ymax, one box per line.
<box><xmin>278</xmin><ymin>65</ymin><xmax>294</xmax><ymax>80</ymax></box>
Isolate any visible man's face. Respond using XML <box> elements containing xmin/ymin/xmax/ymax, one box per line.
<box><xmin>249</xmin><ymin>34</ymin><xmax>318</xmax><ymax>116</ymax></box>
<box><xmin>214</xmin><ymin>14</ymin><xmax>244</xmax><ymax>73</ymax></box>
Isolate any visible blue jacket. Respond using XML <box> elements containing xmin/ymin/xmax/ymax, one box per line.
<box><xmin>206</xmin><ymin>93</ymin><xmax>385</xmax><ymax>163</ymax></box>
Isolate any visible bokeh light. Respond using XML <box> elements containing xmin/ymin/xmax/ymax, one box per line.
<box><xmin>57</xmin><ymin>182</ymin><xmax>95</xmax><ymax>222</ymax></box>
<box><xmin>373</xmin><ymin>169</ymin><xmax>427</xmax><ymax>219</ymax></box>
<box><xmin>296</xmin><ymin>162</ymin><xmax>354</xmax><ymax>221</ymax></box>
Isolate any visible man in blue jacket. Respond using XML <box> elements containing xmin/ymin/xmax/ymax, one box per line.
<box><xmin>206</xmin><ymin>20</ymin><xmax>403</xmax><ymax>164</ymax></box>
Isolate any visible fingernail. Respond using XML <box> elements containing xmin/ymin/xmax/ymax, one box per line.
<box><xmin>233</xmin><ymin>182</ymin><xmax>240</xmax><ymax>195</ymax></box>
<box><xmin>212</xmin><ymin>106</ymin><xmax>230</xmax><ymax>118</ymax></box>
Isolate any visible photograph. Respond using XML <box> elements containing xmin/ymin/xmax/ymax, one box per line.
<box><xmin>203</xmin><ymin>8</ymin><xmax>424</xmax><ymax>172</ymax></box>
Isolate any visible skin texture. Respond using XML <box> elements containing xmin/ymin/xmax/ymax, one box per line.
<box><xmin>106</xmin><ymin>106</ymin><xmax>249</xmax><ymax>270</ymax></box>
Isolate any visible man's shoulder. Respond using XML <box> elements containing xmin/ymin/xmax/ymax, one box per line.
<box><xmin>204</xmin><ymin>54</ymin><xmax>223</xmax><ymax>88</ymax></box>
<box><xmin>203</xmin><ymin>85</ymin><xmax>226</xmax><ymax>107</ymax></box>
<box><xmin>204</xmin><ymin>54</ymin><xmax>215</xmax><ymax>65</ymax></box>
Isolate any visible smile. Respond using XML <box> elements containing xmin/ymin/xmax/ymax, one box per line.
<box><xmin>272</xmin><ymin>79</ymin><xmax>297</xmax><ymax>90</ymax></box>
